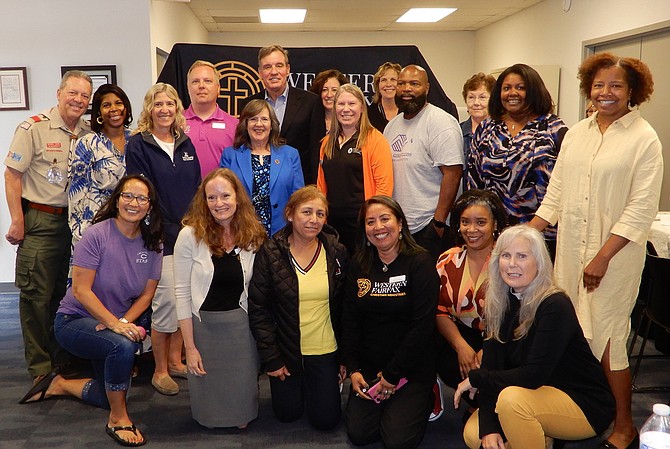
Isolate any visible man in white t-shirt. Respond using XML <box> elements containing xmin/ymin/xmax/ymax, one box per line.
<box><xmin>384</xmin><ymin>65</ymin><xmax>463</xmax><ymax>261</ymax></box>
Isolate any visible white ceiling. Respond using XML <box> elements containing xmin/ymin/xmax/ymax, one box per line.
<box><xmin>171</xmin><ymin>0</ymin><xmax>544</xmax><ymax>32</ymax></box>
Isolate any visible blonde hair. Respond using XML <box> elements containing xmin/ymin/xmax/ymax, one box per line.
<box><xmin>187</xmin><ymin>60</ymin><xmax>219</xmax><ymax>80</ymax></box>
<box><xmin>485</xmin><ymin>225</ymin><xmax>561</xmax><ymax>342</ymax></box>
<box><xmin>134</xmin><ymin>83</ymin><xmax>186</xmax><ymax>137</ymax></box>
<box><xmin>321</xmin><ymin>84</ymin><xmax>374</xmax><ymax>160</ymax></box>
<box><xmin>372</xmin><ymin>62</ymin><xmax>402</xmax><ymax>104</ymax></box>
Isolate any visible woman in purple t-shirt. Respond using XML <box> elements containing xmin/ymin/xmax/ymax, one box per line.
<box><xmin>18</xmin><ymin>174</ymin><xmax>163</xmax><ymax>448</ymax></box>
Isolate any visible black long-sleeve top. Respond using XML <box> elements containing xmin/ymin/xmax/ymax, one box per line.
<box><xmin>468</xmin><ymin>291</ymin><xmax>615</xmax><ymax>438</ymax></box>
<box><xmin>341</xmin><ymin>250</ymin><xmax>439</xmax><ymax>385</ymax></box>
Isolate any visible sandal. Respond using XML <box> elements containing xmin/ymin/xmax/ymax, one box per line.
<box><xmin>105</xmin><ymin>424</ymin><xmax>147</xmax><ymax>447</ymax></box>
<box><xmin>18</xmin><ymin>370</ymin><xmax>57</xmax><ymax>404</ymax></box>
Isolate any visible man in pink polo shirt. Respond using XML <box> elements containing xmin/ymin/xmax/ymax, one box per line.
<box><xmin>183</xmin><ymin>60</ymin><xmax>238</xmax><ymax>177</ymax></box>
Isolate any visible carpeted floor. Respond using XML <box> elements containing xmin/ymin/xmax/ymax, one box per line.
<box><xmin>0</xmin><ymin>291</ymin><xmax>667</xmax><ymax>448</ymax></box>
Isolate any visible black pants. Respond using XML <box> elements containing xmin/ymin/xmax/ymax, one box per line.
<box><xmin>268</xmin><ymin>351</ymin><xmax>341</xmax><ymax>430</ymax></box>
<box><xmin>412</xmin><ymin>223</ymin><xmax>453</xmax><ymax>263</ymax></box>
<box><xmin>435</xmin><ymin>322</ymin><xmax>483</xmax><ymax>408</ymax></box>
<box><xmin>346</xmin><ymin>380</ymin><xmax>433</xmax><ymax>449</ymax></box>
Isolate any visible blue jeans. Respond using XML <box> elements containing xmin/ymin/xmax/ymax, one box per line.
<box><xmin>54</xmin><ymin>313</ymin><xmax>139</xmax><ymax>409</ymax></box>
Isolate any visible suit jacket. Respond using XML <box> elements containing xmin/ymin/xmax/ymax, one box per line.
<box><xmin>220</xmin><ymin>143</ymin><xmax>304</xmax><ymax>236</ymax></box>
<box><xmin>241</xmin><ymin>87</ymin><xmax>325</xmax><ymax>184</ymax></box>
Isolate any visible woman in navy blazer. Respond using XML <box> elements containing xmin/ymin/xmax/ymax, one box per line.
<box><xmin>220</xmin><ymin>100</ymin><xmax>304</xmax><ymax>237</ymax></box>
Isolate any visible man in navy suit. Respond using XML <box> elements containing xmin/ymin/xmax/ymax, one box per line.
<box><xmin>241</xmin><ymin>45</ymin><xmax>325</xmax><ymax>184</ymax></box>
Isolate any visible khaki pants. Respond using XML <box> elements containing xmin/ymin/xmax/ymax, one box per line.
<box><xmin>16</xmin><ymin>207</ymin><xmax>71</xmax><ymax>377</ymax></box>
<box><xmin>463</xmin><ymin>386</ymin><xmax>597</xmax><ymax>449</ymax></box>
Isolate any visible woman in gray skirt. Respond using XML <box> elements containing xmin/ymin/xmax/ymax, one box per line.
<box><xmin>174</xmin><ymin>168</ymin><xmax>267</xmax><ymax>428</ymax></box>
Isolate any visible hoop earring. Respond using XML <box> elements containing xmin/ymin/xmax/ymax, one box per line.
<box><xmin>144</xmin><ymin>213</ymin><xmax>150</xmax><ymax>226</ymax></box>
<box><xmin>398</xmin><ymin>234</ymin><xmax>403</xmax><ymax>240</ymax></box>
<box><xmin>96</xmin><ymin>116</ymin><xmax>104</xmax><ymax>125</ymax></box>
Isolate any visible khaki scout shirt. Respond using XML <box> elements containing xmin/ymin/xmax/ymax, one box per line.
<box><xmin>4</xmin><ymin>107</ymin><xmax>90</xmax><ymax>207</ymax></box>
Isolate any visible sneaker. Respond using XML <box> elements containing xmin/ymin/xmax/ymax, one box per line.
<box><xmin>429</xmin><ymin>378</ymin><xmax>444</xmax><ymax>421</ymax></box>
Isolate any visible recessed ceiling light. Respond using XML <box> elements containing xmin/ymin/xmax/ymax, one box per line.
<box><xmin>259</xmin><ymin>9</ymin><xmax>307</xmax><ymax>23</ymax></box>
<box><xmin>396</xmin><ymin>8</ymin><xmax>457</xmax><ymax>23</ymax></box>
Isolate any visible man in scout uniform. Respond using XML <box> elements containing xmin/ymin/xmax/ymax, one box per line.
<box><xmin>4</xmin><ymin>70</ymin><xmax>92</xmax><ymax>391</ymax></box>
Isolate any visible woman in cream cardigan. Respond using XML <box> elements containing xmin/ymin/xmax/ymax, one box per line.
<box><xmin>174</xmin><ymin>168</ymin><xmax>267</xmax><ymax>429</ymax></box>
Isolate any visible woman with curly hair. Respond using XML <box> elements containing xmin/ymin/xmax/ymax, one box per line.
<box><xmin>531</xmin><ymin>53</ymin><xmax>662</xmax><ymax>449</ymax></box>
<box><xmin>174</xmin><ymin>168</ymin><xmax>266</xmax><ymax>428</ymax></box>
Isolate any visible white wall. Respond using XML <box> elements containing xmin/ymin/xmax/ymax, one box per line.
<box><xmin>150</xmin><ymin>0</ymin><xmax>209</xmax><ymax>80</ymax></box>
<box><xmin>207</xmin><ymin>31</ymin><xmax>475</xmax><ymax>112</ymax></box>
<box><xmin>474</xmin><ymin>0</ymin><xmax>670</xmax><ymax>126</ymax></box>
<box><xmin>0</xmin><ymin>0</ymin><xmax>154</xmax><ymax>283</ymax></box>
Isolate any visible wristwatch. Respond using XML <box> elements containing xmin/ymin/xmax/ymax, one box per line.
<box><xmin>432</xmin><ymin>217</ymin><xmax>446</xmax><ymax>229</ymax></box>
<box><xmin>119</xmin><ymin>317</ymin><xmax>129</xmax><ymax>324</ymax></box>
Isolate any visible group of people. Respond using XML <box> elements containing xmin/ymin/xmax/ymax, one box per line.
<box><xmin>3</xmin><ymin>42</ymin><xmax>663</xmax><ymax>449</ymax></box>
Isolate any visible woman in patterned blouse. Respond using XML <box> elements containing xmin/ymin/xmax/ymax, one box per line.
<box><xmin>220</xmin><ymin>99</ymin><xmax>303</xmax><ymax>237</ymax></box>
<box><xmin>466</xmin><ymin>64</ymin><xmax>567</xmax><ymax>257</ymax></box>
<box><xmin>435</xmin><ymin>190</ymin><xmax>507</xmax><ymax>412</ymax></box>
<box><xmin>68</xmin><ymin>84</ymin><xmax>133</xmax><ymax>248</ymax></box>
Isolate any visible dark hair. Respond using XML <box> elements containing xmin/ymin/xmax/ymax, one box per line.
<box><xmin>488</xmin><ymin>64</ymin><xmax>554</xmax><ymax>121</ymax></box>
<box><xmin>93</xmin><ymin>174</ymin><xmax>163</xmax><ymax>253</ymax></box>
<box><xmin>354</xmin><ymin>195</ymin><xmax>425</xmax><ymax>274</ymax></box>
<box><xmin>310</xmin><ymin>69</ymin><xmax>348</xmax><ymax>96</ymax></box>
<box><xmin>90</xmin><ymin>84</ymin><xmax>133</xmax><ymax>133</ymax></box>
<box><xmin>233</xmin><ymin>99</ymin><xmax>285</xmax><ymax>149</ymax></box>
<box><xmin>462</xmin><ymin>72</ymin><xmax>496</xmax><ymax>101</ymax></box>
<box><xmin>284</xmin><ymin>185</ymin><xmax>328</xmax><ymax>223</ymax></box>
<box><xmin>449</xmin><ymin>189</ymin><xmax>508</xmax><ymax>246</ymax></box>
<box><xmin>578</xmin><ymin>52</ymin><xmax>654</xmax><ymax>107</ymax></box>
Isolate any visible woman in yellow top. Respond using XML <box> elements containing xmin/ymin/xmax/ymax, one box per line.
<box><xmin>317</xmin><ymin>84</ymin><xmax>393</xmax><ymax>254</ymax></box>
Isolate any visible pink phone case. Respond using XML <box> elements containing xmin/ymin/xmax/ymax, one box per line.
<box><xmin>368</xmin><ymin>377</ymin><xmax>408</xmax><ymax>404</ymax></box>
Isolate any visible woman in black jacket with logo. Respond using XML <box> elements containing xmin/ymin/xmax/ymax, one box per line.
<box><xmin>249</xmin><ymin>186</ymin><xmax>348</xmax><ymax>430</ymax></box>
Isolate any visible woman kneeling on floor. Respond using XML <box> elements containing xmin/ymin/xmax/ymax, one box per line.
<box><xmin>454</xmin><ymin>225</ymin><xmax>615</xmax><ymax>449</ymax></box>
<box><xmin>18</xmin><ymin>174</ymin><xmax>163</xmax><ymax>447</ymax></box>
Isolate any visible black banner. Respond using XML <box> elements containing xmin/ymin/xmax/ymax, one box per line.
<box><xmin>158</xmin><ymin>43</ymin><xmax>457</xmax><ymax>118</ymax></box>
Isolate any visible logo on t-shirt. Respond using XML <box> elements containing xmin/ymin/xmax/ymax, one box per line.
<box><xmin>390</xmin><ymin>134</ymin><xmax>408</xmax><ymax>153</ymax></box>
<box><xmin>136</xmin><ymin>251</ymin><xmax>149</xmax><ymax>263</ymax></box>
<box><xmin>357</xmin><ymin>278</ymin><xmax>371</xmax><ymax>297</ymax></box>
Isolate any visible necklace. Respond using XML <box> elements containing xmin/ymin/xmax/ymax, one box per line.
<box><xmin>382</xmin><ymin>263</ymin><xmax>388</xmax><ymax>273</ymax></box>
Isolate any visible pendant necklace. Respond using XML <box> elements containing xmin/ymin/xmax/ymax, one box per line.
<box><xmin>382</xmin><ymin>263</ymin><xmax>388</xmax><ymax>273</ymax></box>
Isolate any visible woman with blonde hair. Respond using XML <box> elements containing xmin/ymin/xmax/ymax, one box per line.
<box><xmin>317</xmin><ymin>83</ymin><xmax>393</xmax><ymax>253</ymax></box>
<box><xmin>126</xmin><ymin>82</ymin><xmax>201</xmax><ymax>396</ymax></box>
<box><xmin>175</xmin><ymin>168</ymin><xmax>266</xmax><ymax>428</ymax></box>
<box><xmin>455</xmin><ymin>225</ymin><xmax>614</xmax><ymax>449</ymax></box>
<box><xmin>367</xmin><ymin>62</ymin><xmax>402</xmax><ymax>132</ymax></box>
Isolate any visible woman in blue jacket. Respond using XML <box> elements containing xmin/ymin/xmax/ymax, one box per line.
<box><xmin>126</xmin><ymin>83</ymin><xmax>201</xmax><ymax>396</ymax></box>
<box><xmin>220</xmin><ymin>99</ymin><xmax>303</xmax><ymax>237</ymax></box>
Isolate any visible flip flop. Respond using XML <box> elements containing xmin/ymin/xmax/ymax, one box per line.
<box><xmin>18</xmin><ymin>370</ymin><xmax>57</xmax><ymax>404</ymax></box>
<box><xmin>105</xmin><ymin>424</ymin><xmax>147</xmax><ymax>447</ymax></box>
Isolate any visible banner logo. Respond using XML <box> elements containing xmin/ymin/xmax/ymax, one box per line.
<box><xmin>215</xmin><ymin>60</ymin><xmax>263</xmax><ymax>116</ymax></box>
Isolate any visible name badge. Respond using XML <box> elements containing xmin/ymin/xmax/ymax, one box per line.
<box><xmin>389</xmin><ymin>275</ymin><xmax>406</xmax><ymax>283</ymax></box>
<box><xmin>212</xmin><ymin>122</ymin><xmax>226</xmax><ymax>129</ymax></box>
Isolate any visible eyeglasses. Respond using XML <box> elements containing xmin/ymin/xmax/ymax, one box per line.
<box><xmin>120</xmin><ymin>192</ymin><xmax>150</xmax><ymax>205</ymax></box>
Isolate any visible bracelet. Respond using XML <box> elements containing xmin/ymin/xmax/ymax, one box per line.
<box><xmin>432</xmin><ymin>217</ymin><xmax>446</xmax><ymax>229</ymax></box>
<box><xmin>119</xmin><ymin>317</ymin><xmax>129</xmax><ymax>324</ymax></box>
